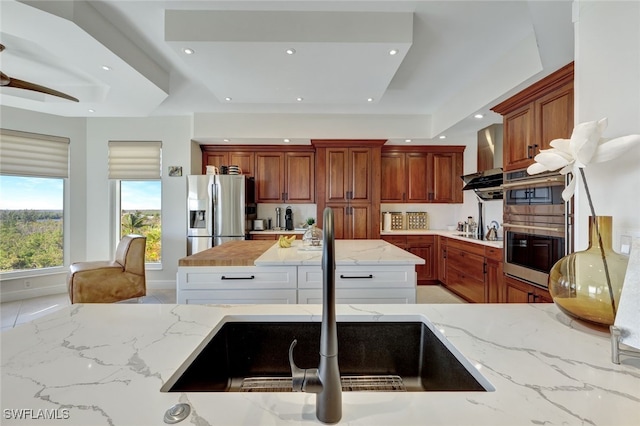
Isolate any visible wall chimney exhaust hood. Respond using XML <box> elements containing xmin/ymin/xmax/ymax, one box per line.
<box><xmin>461</xmin><ymin>168</ymin><xmax>503</xmax><ymax>200</ymax></box>
<box><xmin>461</xmin><ymin>123</ymin><xmax>503</xmax><ymax>200</ymax></box>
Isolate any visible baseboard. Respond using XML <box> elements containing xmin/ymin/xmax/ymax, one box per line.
<box><xmin>1</xmin><ymin>280</ymin><xmax>176</xmax><ymax>303</ymax></box>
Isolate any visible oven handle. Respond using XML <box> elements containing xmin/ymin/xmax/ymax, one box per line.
<box><xmin>501</xmin><ymin>176</ymin><xmax>565</xmax><ymax>189</ymax></box>
<box><xmin>503</xmin><ymin>223</ymin><xmax>564</xmax><ymax>233</ymax></box>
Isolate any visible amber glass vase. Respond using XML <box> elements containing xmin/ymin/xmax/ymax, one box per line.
<box><xmin>549</xmin><ymin>216</ymin><xmax>629</xmax><ymax>326</ymax></box>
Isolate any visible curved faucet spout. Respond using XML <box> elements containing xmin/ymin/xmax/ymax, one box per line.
<box><xmin>288</xmin><ymin>207</ymin><xmax>342</xmax><ymax>424</ymax></box>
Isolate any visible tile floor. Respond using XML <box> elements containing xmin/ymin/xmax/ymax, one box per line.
<box><xmin>1</xmin><ymin>285</ymin><xmax>464</xmax><ymax>332</ymax></box>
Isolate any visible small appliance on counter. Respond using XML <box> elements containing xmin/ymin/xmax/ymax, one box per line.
<box><xmin>253</xmin><ymin>219</ymin><xmax>266</xmax><ymax>231</ymax></box>
<box><xmin>285</xmin><ymin>206</ymin><xmax>294</xmax><ymax>231</ymax></box>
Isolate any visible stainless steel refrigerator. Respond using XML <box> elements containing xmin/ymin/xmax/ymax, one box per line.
<box><xmin>187</xmin><ymin>174</ymin><xmax>249</xmax><ymax>255</ymax></box>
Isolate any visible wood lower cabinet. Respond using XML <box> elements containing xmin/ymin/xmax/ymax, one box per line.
<box><xmin>381</xmin><ymin>147</ymin><xmax>464</xmax><ymax>204</ymax></box>
<box><xmin>381</xmin><ymin>235</ymin><xmax>435</xmax><ymax>283</ymax></box>
<box><xmin>503</xmin><ymin>275</ymin><xmax>552</xmax><ymax>303</ymax></box>
<box><xmin>440</xmin><ymin>238</ymin><xmax>504</xmax><ymax>304</ymax></box>
<box><xmin>437</xmin><ymin>236</ymin><xmax>447</xmax><ymax>284</ymax></box>
<box><xmin>407</xmin><ymin>235</ymin><xmax>436</xmax><ymax>282</ymax></box>
<box><xmin>492</xmin><ymin>62</ymin><xmax>574</xmax><ymax>172</ymax></box>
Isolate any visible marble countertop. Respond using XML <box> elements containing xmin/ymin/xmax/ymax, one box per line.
<box><xmin>381</xmin><ymin>229</ymin><xmax>504</xmax><ymax>249</ymax></box>
<box><xmin>1</xmin><ymin>303</ymin><xmax>637</xmax><ymax>425</ymax></box>
<box><xmin>254</xmin><ymin>239</ymin><xmax>425</xmax><ymax>266</ymax></box>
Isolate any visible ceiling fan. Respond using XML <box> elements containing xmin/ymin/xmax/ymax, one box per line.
<box><xmin>0</xmin><ymin>43</ymin><xmax>79</xmax><ymax>102</ymax></box>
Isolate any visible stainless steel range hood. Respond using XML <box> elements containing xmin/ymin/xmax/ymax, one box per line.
<box><xmin>461</xmin><ymin>168</ymin><xmax>503</xmax><ymax>200</ymax></box>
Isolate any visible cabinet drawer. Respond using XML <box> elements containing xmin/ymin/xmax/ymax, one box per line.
<box><xmin>446</xmin><ymin>247</ymin><xmax>484</xmax><ymax>278</ymax></box>
<box><xmin>447</xmin><ymin>238</ymin><xmax>485</xmax><ymax>256</ymax></box>
<box><xmin>445</xmin><ymin>268</ymin><xmax>485</xmax><ymax>303</ymax></box>
<box><xmin>298</xmin><ymin>265</ymin><xmax>415</xmax><ymax>289</ymax></box>
<box><xmin>406</xmin><ymin>235</ymin><xmax>435</xmax><ymax>247</ymax></box>
<box><xmin>381</xmin><ymin>235</ymin><xmax>407</xmax><ymax>248</ymax></box>
<box><xmin>484</xmin><ymin>246</ymin><xmax>503</xmax><ymax>261</ymax></box>
<box><xmin>298</xmin><ymin>288</ymin><xmax>415</xmax><ymax>304</ymax></box>
<box><xmin>178</xmin><ymin>289</ymin><xmax>297</xmax><ymax>305</ymax></box>
<box><xmin>178</xmin><ymin>266</ymin><xmax>297</xmax><ymax>290</ymax></box>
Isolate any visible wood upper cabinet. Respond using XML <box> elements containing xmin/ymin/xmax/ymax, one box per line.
<box><xmin>325</xmin><ymin>147</ymin><xmax>373</xmax><ymax>203</ymax></box>
<box><xmin>492</xmin><ymin>62</ymin><xmax>574</xmax><ymax>172</ymax></box>
<box><xmin>255</xmin><ymin>150</ymin><xmax>315</xmax><ymax>203</ymax></box>
<box><xmin>312</xmin><ymin>140</ymin><xmax>384</xmax><ymax>240</ymax></box>
<box><xmin>381</xmin><ymin>147</ymin><xmax>464</xmax><ymax>204</ymax></box>
<box><xmin>202</xmin><ymin>150</ymin><xmax>255</xmax><ymax>176</ymax></box>
<box><xmin>428</xmin><ymin>152</ymin><xmax>463</xmax><ymax>203</ymax></box>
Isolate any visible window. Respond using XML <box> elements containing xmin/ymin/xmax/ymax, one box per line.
<box><xmin>119</xmin><ymin>180</ymin><xmax>162</xmax><ymax>263</ymax></box>
<box><xmin>108</xmin><ymin>141</ymin><xmax>162</xmax><ymax>264</ymax></box>
<box><xmin>0</xmin><ymin>129</ymin><xmax>69</xmax><ymax>273</ymax></box>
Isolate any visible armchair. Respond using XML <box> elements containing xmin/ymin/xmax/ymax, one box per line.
<box><xmin>67</xmin><ymin>234</ymin><xmax>147</xmax><ymax>303</ymax></box>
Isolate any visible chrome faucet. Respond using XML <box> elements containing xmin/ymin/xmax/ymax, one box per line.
<box><xmin>289</xmin><ymin>207</ymin><xmax>342</xmax><ymax>424</ymax></box>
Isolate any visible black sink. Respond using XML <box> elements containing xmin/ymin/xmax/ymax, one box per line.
<box><xmin>162</xmin><ymin>321</ymin><xmax>493</xmax><ymax>393</ymax></box>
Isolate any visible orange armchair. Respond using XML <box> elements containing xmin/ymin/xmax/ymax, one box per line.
<box><xmin>67</xmin><ymin>234</ymin><xmax>147</xmax><ymax>303</ymax></box>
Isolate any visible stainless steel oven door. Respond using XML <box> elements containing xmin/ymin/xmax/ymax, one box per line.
<box><xmin>503</xmin><ymin>222</ymin><xmax>566</xmax><ymax>288</ymax></box>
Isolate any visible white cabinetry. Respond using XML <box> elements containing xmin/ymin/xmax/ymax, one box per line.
<box><xmin>297</xmin><ymin>265</ymin><xmax>416</xmax><ymax>304</ymax></box>
<box><xmin>177</xmin><ymin>266</ymin><xmax>297</xmax><ymax>304</ymax></box>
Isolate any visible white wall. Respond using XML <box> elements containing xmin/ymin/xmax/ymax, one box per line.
<box><xmin>0</xmin><ymin>106</ymin><xmax>87</xmax><ymax>300</ymax></box>
<box><xmin>86</xmin><ymin>116</ymin><xmax>192</xmax><ymax>288</ymax></box>
<box><xmin>573</xmin><ymin>0</ymin><xmax>640</xmax><ymax>250</ymax></box>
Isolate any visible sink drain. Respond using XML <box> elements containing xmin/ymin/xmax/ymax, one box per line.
<box><xmin>240</xmin><ymin>375</ymin><xmax>406</xmax><ymax>392</ymax></box>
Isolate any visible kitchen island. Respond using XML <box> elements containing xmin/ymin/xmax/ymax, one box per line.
<box><xmin>177</xmin><ymin>239</ymin><xmax>424</xmax><ymax>304</ymax></box>
<box><xmin>1</xmin><ymin>303</ymin><xmax>637</xmax><ymax>425</ymax></box>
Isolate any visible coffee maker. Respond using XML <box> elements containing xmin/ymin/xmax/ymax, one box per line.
<box><xmin>285</xmin><ymin>206</ymin><xmax>294</xmax><ymax>230</ymax></box>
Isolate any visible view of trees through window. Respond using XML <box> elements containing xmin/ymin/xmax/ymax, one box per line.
<box><xmin>0</xmin><ymin>176</ymin><xmax>64</xmax><ymax>272</ymax></box>
<box><xmin>120</xmin><ymin>181</ymin><xmax>161</xmax><ymax>263</ymax></box>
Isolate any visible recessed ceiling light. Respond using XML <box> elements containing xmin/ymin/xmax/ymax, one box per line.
<box><xmin>283</xmin><ymin>138</ymin><xmax>291</xmax><ymax>143</ymax></box>
<box><xmin>183</xmin><ymin>48</ymin><xmax>195</xmax><ymax>55</ymax></box>
<box><xmin>101</xmin><ymin>65</ymin><xmax>111</xmax><ymax>71</ymax></box>
<box><xmin>405</xmin><ymin>139</ymin><xmax>412</xmax><ymax>143</ymax></box>
<box><xmin>439</xmin><ymin>135</ymin><xmax>446</xmax><ymax>139</ymax></box>
<box><xmin>286</xmin><ymin>48</ymin><xmax>296</xmax><ymax>55</ymax></box>
<box><xmin>389</xmin><ymin>49</ymin><xmax>398</xmax><ymax>56</ymax></box>
<box><xmin>223</xmin><ymin>139</ymin><xmax>230</xmax><ymax>142</ymax></box>
<box><xmin>224</xmin><ymin>97</ymin><xmax>232</xmax><ymax>101</ymax></box>
<box><xmin>474</xmin><ymin>114</ymin><xmax>484</xmax><ymax>119</ymax></box>
<box><xmin>88</xmin><ymin>109</ymin><xmax>95</xmax><ymax>113</ymax></box>
<box><xmin>296</xmin><ymin>97</ymin><xmax>304</xmax><ymax>102</ymax></box>
<box><xmin>367</xmin><ymin>97</ymin><xmax>374</xmax><ymax>102</ymax></box>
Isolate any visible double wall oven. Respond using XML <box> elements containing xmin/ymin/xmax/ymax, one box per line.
<box><xmin>502</xmin><ymin>169</ymin><xmax>573</xmax><ymax>288</ymax></box>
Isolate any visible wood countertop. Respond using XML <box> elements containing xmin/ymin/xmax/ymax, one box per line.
<box><xmin>178</xmin><ymin>240</ymin><xmax>275</xmax><ymax>266</ymax></box>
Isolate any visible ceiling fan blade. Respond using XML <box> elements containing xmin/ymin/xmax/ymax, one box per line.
<box><xmin>1</xmin><ymin>72</ymin><xmax>79</xmax><ymax>102</ymax></box>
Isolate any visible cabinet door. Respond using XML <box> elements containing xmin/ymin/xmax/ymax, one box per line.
<box><xmin>349</xmin><ymin>204</ymin><xmax>372</xmax><ymax>239</ymax></box>
<box><xmin>503</xmin><ymin>276</ymin><xmax>532</xmax><ymax>303</ymax></box>
<box><xmin>381</xmin><ymin>235</ymin><xmax>408</xmax><ymax>250</ymax></box>
<box><xmin>409</xmin><ymin>246</ymin><xmax>435</xmax><ymax>281</ymax></box>
<box><xmin>504</xmin><ymin>103</ymin><xmax>535</xmax><ymax>171</ymax></box>
<box><xmin>204</xmin><ymin>152</ymin><xmax>229</xmax><ymax>173</ymax></box>
<box><xmin>229</xmin><ymin>152</ymin><xmax>254</xmax><ymax>177</ymax></box>
<box><xmin>325</xmin><ymin>148</ymin><xmax>349</xmax><ymax>202</ymax></box>
<box><xmin>406</xmin><ymin>152</ymin><xmax>429</xmax><ymax>202</ymax></box>
<box><xmin>485</xmin><ymin>259</ymin><xmax>502</xmax><ymax>303</ymax></box>
<box><xmin>381</xmin><ymin>153</ymin><xmax>405</xmax><ymax>202</ymax></box>
<box><xmin>255</xmin><ymin>153</ymin><xmax>285</xmax><ymax>203</ymax></box>
<box><xmin>285</xmin><ymin>152</ymin><xmax>315</xmax><ymax>203</ymax></box>
<box><xmin>437</xmin><ymin>237</ymin><xmax>447</xmax><ymax>284</ymax></box>
<box><xmin>429</xmin><ymin>152</ymin><xmax>462</xmax><ymax>203</ymax></box>
<box><xmin>535</xmin><ymin>83</ymin><xmax>574</xmax><ymax>153</ymax></box>
<box><xmin>349</xmin><ymin>148</ymin><xmax>372</xmax><ymax>202</ymax></box>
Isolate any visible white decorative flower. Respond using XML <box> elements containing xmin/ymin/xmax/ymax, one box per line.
<box><xmin>527</xmin><ymin>118</ymin><xmax>640</xmax><ymax>201</ymax></box>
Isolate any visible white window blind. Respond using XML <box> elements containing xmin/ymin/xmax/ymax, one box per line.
<box><xmin>108</xmin><ymin>141</ymin><xmax>162</xmax><ymax>179</ymax></box>
<box><xmin>0</xmin><ymin>129</ymin><xmax>70</xmax><ymax>178</ymax></box>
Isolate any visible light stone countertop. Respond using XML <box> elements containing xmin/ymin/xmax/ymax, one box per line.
<box><xmin>381</xmin><ymin>229</ymin><xmax>504</xmax><ymax>249</ymax></box>
<box><xmin>1</xmin><ymin>303</ymin><xmax>638</xmax><ymax>425</ymax></box>
<box><xmin>254</xmin><ymin>239</ymin><xmax>426</xmax><ymax>266</ymax></box>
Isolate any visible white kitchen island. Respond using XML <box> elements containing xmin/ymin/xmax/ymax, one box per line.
<box><xmin>177</xmin><ymin>239</ymin><xmax>424</xmax><ymax>304</ymax></box>
<box><xmin>1</xmin><ymin>303</ymin><xmax>638</xmax><ymax>425</ymax></box>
